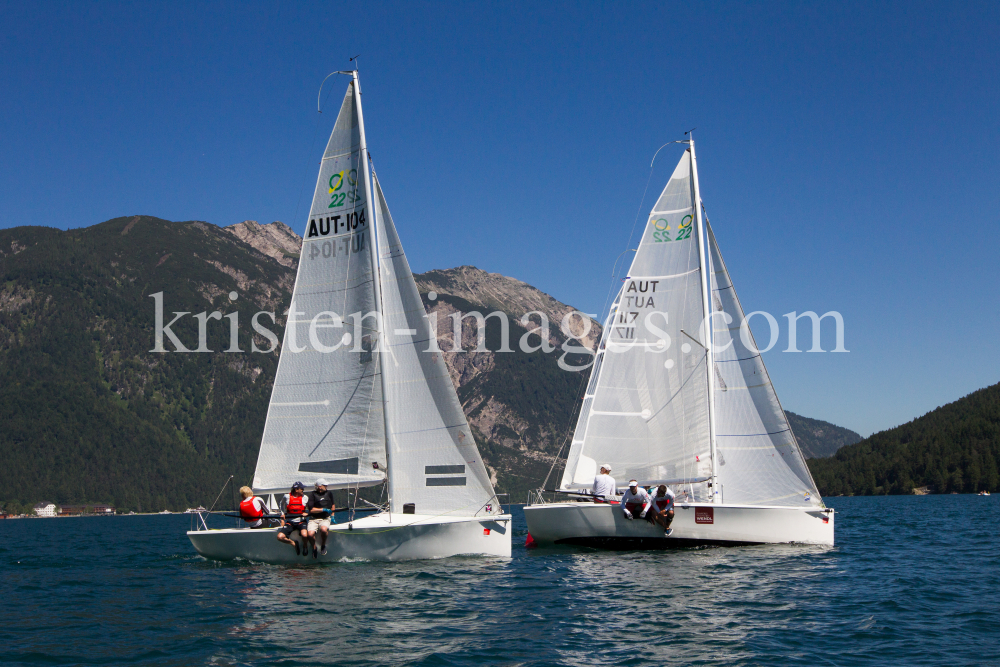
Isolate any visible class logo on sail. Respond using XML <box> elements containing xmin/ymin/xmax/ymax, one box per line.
<box><xmin>650</xmin><ymin>214</ymin><xmax>693</xmax><ymax>243</ymax></box>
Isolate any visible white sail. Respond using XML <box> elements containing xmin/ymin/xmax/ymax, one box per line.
<box><xmin>252</xmin><ymin>82</ymin><xmax>386</xmax><ymax>494</ymax></box>
<box><xmin>373</xmin><ymin>174</ymin><xmax>499</xmax><ymax>516</ymax></box>
<box><xmin>560</xmin><ymin>150</ymin><xmax>713</xmax><ymax>500</ymax></box>
<box><xmin>707</xmin><ymin>223</ymin><xmax>822</xmax><ymax>506</ymax></box>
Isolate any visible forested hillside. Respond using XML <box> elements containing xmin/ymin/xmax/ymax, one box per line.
<box><xmin>787</xmin><ymin>411</ymin><xmax>861</xmax><ymax>459</ymax></box>
<box><xmin>0</xmin><ymin>217</ymin><xmax>292</xmax><ymax>513</ymax></box>
<box><xmin>810</xmin><ymin>383</ymin><xmax>1000</xmax><ymax>495</ymax></box>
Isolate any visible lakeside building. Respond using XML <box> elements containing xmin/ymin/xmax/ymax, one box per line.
<box><xmin>60</xmin><ymin>505</ymin><xmax>116</xmax><ymax>516</ymax></box>
<box><xmin>33</xmin><ymin>502</ymin><xmax>58</xmax><ymax>517</ymax></box>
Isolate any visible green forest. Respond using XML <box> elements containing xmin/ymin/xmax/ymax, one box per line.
<box><xmin>809</xmin><ymin>382</ymin><xmax>1000</xmax><ymax>495</ymax></box>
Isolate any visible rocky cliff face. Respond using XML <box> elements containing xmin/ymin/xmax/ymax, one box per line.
<box><xmin>224</xmin><ymin>221</ymin><xmax>301</xmax><ymax>268</ymax></box>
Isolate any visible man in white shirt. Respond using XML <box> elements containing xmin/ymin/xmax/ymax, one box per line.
<box><xmin>591</xmin><ymin>464</ymin><xmax>617</xmax><ymax>502</ymax></box>
<box><xmin>650</xmin><ymin>484</ymin><xmax>676</xmax><ymax>536</ymax></box>
<box><xmin>620</xmin><ymin>480</ymin><xmax>651</xmax><ymax>520</ymax></box>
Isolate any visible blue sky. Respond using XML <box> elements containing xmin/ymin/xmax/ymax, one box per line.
<box><xmin>1</xmin><ymin>2</ymin><xmax>998</xmax><ymax>437</ymax></box>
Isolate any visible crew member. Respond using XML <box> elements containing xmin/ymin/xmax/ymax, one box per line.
<box><xmin>276</xmin><ymin>481</ymin><xmax>309</xmax><ymax>556</ymax></box>
<box><xmin>621</xmin><ymin>480</ymin><xmax>651</xmax><ymax>520</ymax></box>
<box><xmin>306</xmin><ymin>478</ymin><xmax>336</xmax><ymax>558</ymax></box>
<box><xmin>650</xmin><ymin>484</ymin><xmax>675</xmax><ymax>536</ymax></box>
<box><xmin>238</xmin><ymin>486</ymin><xmax>269</xmax><ymax>529</ymax></box>
<box><xmin>592</xmin><ymin>464</ymin><xmax>617</xmax><ymax>502</ymax></box>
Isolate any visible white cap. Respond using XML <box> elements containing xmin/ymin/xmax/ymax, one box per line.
<box><xmin>315</xmin><ymin>478</ymin><xmax>328</xmax><ymax>486</ymax></box>
<box><xmin>601</xmin><ymin>463</ymin><xmax>612</xmax><ymax>472</ymax></box>
<box><xmin>628</xmin><ymin>479</ymin><xmax>638</xmax><ymax>487</ymax></box>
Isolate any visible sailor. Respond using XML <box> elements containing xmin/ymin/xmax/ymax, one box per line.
<box><xmin>238</xmin><ymin>486</ymin><xmax>269</xmax><ymax>529</ymax></box>
<box><xmin>276</xmin><ymin>481</ymin><xmax>310</xmax><ymax>556</ymax></box>
<box><xmin>306</xmin><ymin>478</ymin><xmax>335</xmax><ymax>558</ymax></box>
<box><xmin>621</xmin><ymin>480</ymin><xmax>651</xmax><ymax>521</ymax></box>
<box><xmin>592</xmin><ymin>464</ymin><xmax>617</xmax><ymax>502</ymax></box>
<box><xmin>650</xmin><ymin>484</ymin><xmax>675</xmax><ymax>536</ymax></box>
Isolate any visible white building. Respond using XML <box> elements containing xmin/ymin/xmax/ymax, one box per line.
<box><xmin>33</xmin><ymin>502</ymin><xmax>57</xmax><ymax>517</ymax></box>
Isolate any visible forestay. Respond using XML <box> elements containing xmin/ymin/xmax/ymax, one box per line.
<box><xmin>373</xmin><ymin>175</ymin><xmax>499</xmax><ymax>516</ymax></box>
<box><xmin>707</xmin><ymin>224</ymin><xmax>822</xmax><ymax>506</ymax></box>
<box><xmin>560</xmin><ymin>150</ymin><xmax>712</xmax><ymax>500</ymax></box>
<box><xmin>253</xmin><ymin>82</ymin><xmax>387</xmax><ymax>494</ymax></box>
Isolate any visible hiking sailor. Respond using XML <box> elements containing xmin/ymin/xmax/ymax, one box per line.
<box><xmin>650</xmin><ymin>484</ymin><xmax>675</xmax><ymax>536</ymax></box>
<box><xmin>592</xmin><ymin>464</ymin><xmax>617</xmax><ymax>502</ymax></box>
<box><xmin>238</xmin><ymin>486</ymin><xmax>269</xmax><ymax>529</ymax></box>
<box><xmin>621</xmin><ymin>480</ymin><xmax>652</xmax><ymax>521</ymax></box>
<box><xmin>276</xmin><ymin>481</ymin><xmax>310</xmax><ymax>556</ymax></box>
<box><xmin>306</xmin><ymin>478</ymin><xmax>335</xmax><ymax>558</ymax></box>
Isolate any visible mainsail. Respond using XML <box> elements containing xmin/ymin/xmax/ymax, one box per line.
<box><xmin>707</xmin><ymin>223</ymin><xmax>821</xmax><ymax>506</ymax></box>
<box><xmin>373</xmin><ymin>174</ymin><xmax>499</xmax><ymax>516</ymax></box>
<box><xmin>252</xmin><ymin>82</ymin><xmax>386</xmax><ymax>493</ymax></box>
<box><xmin>560</xmin><ymin>150</ymin><xmax>713</xmax><ymax>500</ymax></box>
<box><xmin>560</xmin><ymin>144</ymin><xmax>822</xmax><ymax>508</ymax></box>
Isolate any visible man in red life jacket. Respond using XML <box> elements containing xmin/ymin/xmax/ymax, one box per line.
<box><xmin>650</xmin><ymin>484</ymin><xmax>675</xmax><ymax>536</ymax></box>
<box><xmin>621</xmin><ymin>480</ymin><xmax>651</xmax><ymax>521</ymax></box>
<box><xmin>276</xmin><ymin>481</ymin><xmax>310</xmax><ymax>556</ymax></box>
<box><xmin>238</xmin><ymin>486</ymin><xmax>268</xmax><ymax>528</ymax></box>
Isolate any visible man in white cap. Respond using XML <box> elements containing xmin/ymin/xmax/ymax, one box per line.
<box><xmin>306</xmin><ymin>479</ymin><xmax>335</xmax><ymax>558</ymax></box>
<box><xmin>620</xmin><ymin>479</ymin><xmax>652</xmax><ymax>521</ymax></box>
<box><xmin>592</xmin><ymin>464</ymin><xmax>617</xmax><ymax>503</ymax></box>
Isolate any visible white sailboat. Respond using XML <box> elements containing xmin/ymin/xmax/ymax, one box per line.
<box><xmin>189</xmin><ymin>72</ymin><xmax>511</xmax><ymax>563</ymax></box>
<box><xmin>524</xmin><ymin>139</ymin><xmax>834</xmax><ymax>548</ymax></box>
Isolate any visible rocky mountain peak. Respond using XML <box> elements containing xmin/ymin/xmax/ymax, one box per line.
<box><xmin>224</xmin><ymin>220</ymin><xmax>301</xmax><ymax>267</ymax></box>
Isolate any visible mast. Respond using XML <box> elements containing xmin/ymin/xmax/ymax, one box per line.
<box><xmin>352</xmin><ymin>71</ymin><xmax>395</xmax><ymax>514</ymax></box>
<box><xmin>689</xmin><ymin>136</ymin><xmax>719</xmax><ymax>503</ymax></box>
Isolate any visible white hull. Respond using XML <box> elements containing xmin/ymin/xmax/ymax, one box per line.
<box><xmin>188</xmin><ymin>513</ymin><xmax>512</xmax><ymax>563</ymax></box>
<box><xmin>524</xmin><ymin>502</ymin><xmax>833</xmax><ymax>548</ymax></box>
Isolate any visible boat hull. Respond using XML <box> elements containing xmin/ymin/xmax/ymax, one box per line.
<box><xmin>523</xmin><ymin>502</ymin><xmax>833</xmax><ymax>548</ymax></box>
<box><xmin>188</xmin><ymin>513</ymin><xmax>512</xmax><ymax>563</ymax></box>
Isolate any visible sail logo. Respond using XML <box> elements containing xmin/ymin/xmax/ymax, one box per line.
<box><xmin>651</xmin><ymin>214</ymin><xmax>693</xmax><ymax>243</ymax></box>
<box><xmin>328</xmin><ymin>169</ymin><xmax>362</xmax><ymax>208</ymax></box>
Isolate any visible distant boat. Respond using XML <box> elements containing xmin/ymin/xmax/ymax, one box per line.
<box><xmin>159</xmin><ymin>510</ymin><xmax>171</xmax><ymax>515</ymax></box>
<box><xmin>187</xmin><ymin>71</ymin><xmax>510</xmax><ymax>564</ymax></box>
<box><xmin>184</xmin><ymin>507</ymin><xmax>207</xmax><ymax>514</ymax></box>
<box><xmin>979</xmin><ymin>491</ymin><xmax>991</xmax><ymax>496</ymax></box>
<box><xmin>525</xmin><ymin>138</ymin><xmax>834</xmax><ymax>548</ymax></box>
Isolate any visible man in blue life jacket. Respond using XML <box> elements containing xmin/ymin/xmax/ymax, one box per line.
<box><xmin>277</xmin><ymin>481</ymin><xmax>310</xmax><ymax>556</ymax></box>
<box><xmin>306</xmin><ymin>478</ymin><xmax>335</xmax><ymax>558</ymax></box>
<box><xmin>650</xmin><ymin>484</ymin><xmax>676</xmax><ymax>536</ymax></box>
<box><xmin>621</xmin><ymin>480</ymin><xmax>651</xmax><ymax>521</ymax></box>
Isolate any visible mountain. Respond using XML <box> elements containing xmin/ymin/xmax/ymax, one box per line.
<box><xmin>809</xmin><ymin>383</ymin><xmax>1000</xmax><ymax>495</ymax></box>
<box><xmin>786</xmin><ymin>411</ymin><xmax>861</xmax><ymax>459</ymax></box>
<box><xmin>0</xmin><ymin>216</ymin><xmax>294</xmax><ymax>513</ymax></box>
<box><xmin>0</xmin><ymin>216</ymin><xmax>864</xmax><ymax>511</ymax></box>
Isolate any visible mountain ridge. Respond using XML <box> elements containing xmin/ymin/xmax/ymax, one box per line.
<box><xmin>0</xmin><ymin>216</ymin><xmax>865</xmax><ymax>511</ymax></box>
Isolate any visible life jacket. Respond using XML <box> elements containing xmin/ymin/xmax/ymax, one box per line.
<box><xmin>285</xmin><ymin>493</ymin><xmax>306</xmax><ymax>518</ymax></box>
<box><xmin>239</xmin><ymin>496</ymin><xmax>265</xmax><ymax>522</ymax></box>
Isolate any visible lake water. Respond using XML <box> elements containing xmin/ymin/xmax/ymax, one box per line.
<box><xmin>1</xmin><ymin>495</ymin><xmax>998</xmax><ymax>666</ymax></box>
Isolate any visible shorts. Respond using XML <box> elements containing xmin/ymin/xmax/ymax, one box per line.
<box><xmin>279</xmin><ymin>521</ymin><xmax>307</xmax><ymax>537</ymax></box>
<box><xmin>307</xmin><ymin>517</ymin><xmax>331</xmax><ymax>532</ymax></box>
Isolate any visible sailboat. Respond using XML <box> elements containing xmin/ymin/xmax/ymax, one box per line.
<box><xmin>524</xmin><ymin>139</ymin><xmax>834</xmax><ymax>548</ymax></box>
<box><xmin>188</xmin><ymin>71</ymin><xmax>511</xmax><ymax>563</ymax></box>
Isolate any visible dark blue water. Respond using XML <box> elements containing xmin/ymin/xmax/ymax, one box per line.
<box><xmin>2</xmin><ymin>496</ymin><xmax>998</xmax><ymax>666</ymax></box>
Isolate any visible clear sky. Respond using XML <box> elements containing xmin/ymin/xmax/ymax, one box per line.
<box><xmin>2</xmin><ymin>2</ymin><xmax>998</xmax><ymax>437</ymax></box>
